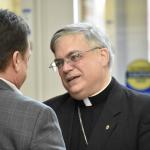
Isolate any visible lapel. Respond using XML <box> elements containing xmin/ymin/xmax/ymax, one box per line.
<box><xmin>87</xmin><ymin>79</ymin><xmax>124</xmax><ymax>150</ymax></box>
<box><xmin>57</xmin><ymin>97</ymin><xmax>76</xmax><ymax>150</ymax></box>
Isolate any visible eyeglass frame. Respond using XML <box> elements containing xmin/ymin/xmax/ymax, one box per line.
<box><xmin>49</xmin><ymin>46</ymin><xmax>101</xmax><ymax>71</ymax></box>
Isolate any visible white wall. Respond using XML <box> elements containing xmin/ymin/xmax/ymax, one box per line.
<box><xmin>105</xmin><ymin>0</ymin><xmax>147</xmax><ymax>84</ymax></box>
<box><xmin>115</xmin><ymin>0</ymin><xmax>147</xmax><ymax>84</ymax></box>
<box><xmin>21</xmin><ymin>0</ymin><xmax>74</xmax><ymax>101</ymax></box>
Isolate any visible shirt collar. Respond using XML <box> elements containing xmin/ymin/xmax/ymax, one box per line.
<box><xmin>82</xmin><ymin>76</ymin><xmax>112</xmax><ymax>107</ymax></box>
<box><xmin>89</xmin><ymin>76</ymin><xmax>112</xmax><ymax>97</ymax></box>
<box><xmin>0</xmin><ymin>77</ymin><xmax>22</xmax><ymax>95</ymax></box>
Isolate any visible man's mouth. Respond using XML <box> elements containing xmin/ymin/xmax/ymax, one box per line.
<box><xmin>66</xmin><ymin>75</ymin><xmax>80</xmax><ymax>82</ymax></box>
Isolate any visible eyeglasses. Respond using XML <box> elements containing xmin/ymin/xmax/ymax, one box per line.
<box><xmin>49</xmin><ymin>47</ymin><xmax>101</xmax><ymax>71</ymax></box>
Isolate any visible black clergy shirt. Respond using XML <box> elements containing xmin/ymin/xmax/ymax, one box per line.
<box><xmin>70</xmin><ymin>78</ymin><xmax>114</xmax><ymax>150</ymax></box>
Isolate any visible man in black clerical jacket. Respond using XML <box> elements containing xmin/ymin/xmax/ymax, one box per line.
<box><xmin>44</xmin><ymin>23</ymin><xmax>150</xmax><ymax>150</ymax></box>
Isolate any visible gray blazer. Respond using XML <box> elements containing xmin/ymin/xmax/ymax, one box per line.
<box><xmin>0</xmin><ymin>80</ymin><xmax>66</xmax><ymax>150</ymax></box>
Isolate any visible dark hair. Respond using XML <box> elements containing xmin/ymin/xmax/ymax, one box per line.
<box><xmin>50</xmin><ymin>23</ymin><xmax>114</xmax><ymax>68</ymax></box>
<box><xmin>0</xmin><ymin>9</ymin><xmax>30</xmax><ymax>71</ymax></box>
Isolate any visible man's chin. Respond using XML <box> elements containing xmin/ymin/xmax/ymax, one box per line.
<box><xmin>69</xmin><ymin>90</ymin><xmax>87</xmax><ymax>100</ymax></box>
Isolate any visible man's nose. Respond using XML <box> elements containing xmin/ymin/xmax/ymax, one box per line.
<box><xmin>62</xmin><ymin>59</ymin><xmax>74</xmax><ymax>72</ymax></box>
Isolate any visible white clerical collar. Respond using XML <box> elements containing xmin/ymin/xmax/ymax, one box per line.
<box><xmin>0</xmin><ymin>77</ymin><xmax>23</xmax><ymax>95</ymax></box>
<box><xmin>83</xmin><ymin>76</ymin><xmax>112</xmax><ymax>107</ymax></box>
<box><xmin>83</xmin><ymin>98</ymin><xmax>92</xmax><ymax>106</ymax></box>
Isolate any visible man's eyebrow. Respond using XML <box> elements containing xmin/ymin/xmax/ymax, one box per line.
<box><xmin>66</xmin><ymin>50</ymin><xmax>81</xmax><ymax>56</ymax></box>
<box><xmin>55</xmin><ymin>49</ymin><xmax>81</xmax><ymax>59</ymax></box>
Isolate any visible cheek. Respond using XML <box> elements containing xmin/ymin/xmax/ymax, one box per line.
<box><xmin>58</xmin><ymin>71</ymin><xmax>66</xmax><ymax>83</ymax></box>
<box><xmin>26</xmin><ymin>61</ymin><xmax>29</xmax><ymax>68</ymax></box>
<box><xmin>25</xmin><ymin>58</ymin><xmax>30</xmax><ymax>68</ymax></box>
<box><xmin>58</xmin><ymin>70</ymin><xmax>63</xmax><ymax>77</ymax></box>
<box><xmin>84</xmin><ymin>61</ymin><xmax>101</xmax><ymax>77</ymax></box>
<box><xmin>84</xmin><ymin>58</ymin><xmax>101</xmax><ymax>70</ymax></box>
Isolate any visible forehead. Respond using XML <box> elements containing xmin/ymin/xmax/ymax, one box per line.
<box><xmin>56</xmin><ymin>33</ymin><xmax>88</xmax><ymax>45</ymax></box>
<box><xmin>54</xmin><ymin>33</ymin><xmax>90</xmax><ymax>57</ymax></box>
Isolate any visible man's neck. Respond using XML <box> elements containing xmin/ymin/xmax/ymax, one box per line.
<box><xmin>0</xmin><ymin>77</ymin><xmax>22</xmax><ymax>95</ymax></box>
<box><xmin>90</xmin><ymin>76</ymin><xmax>112</xmax><ymax>97</ymax></box>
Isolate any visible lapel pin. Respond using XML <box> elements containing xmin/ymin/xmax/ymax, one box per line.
<box><xmin>105</xmin><ymin>125</ymin><xmax>110</xmax><ymax>130</ymax></box>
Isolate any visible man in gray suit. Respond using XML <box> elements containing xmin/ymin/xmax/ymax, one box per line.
<box><xmin>0</xmin><ymin>9</ymin><xmax>66</xmax><ymax>150</ymax></box>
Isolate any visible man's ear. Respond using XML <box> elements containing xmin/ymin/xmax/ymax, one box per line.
<box><xmin>12</xmin><ymin>51</ymin><xmax>22</xmax><ymax>72</ymax></box>
<box><xmin>99</xmin><ymin>48</ymin><xmax>109</xmax><ymax>66</ymax></box>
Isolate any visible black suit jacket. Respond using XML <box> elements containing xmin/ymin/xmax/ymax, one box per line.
<box><xmin>44</xmin><ymin>78</ymin><xmax>150</xmax><ymax>150</ymax></box>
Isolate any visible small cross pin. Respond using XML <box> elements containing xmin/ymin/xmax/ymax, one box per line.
<box><xmin>105</xmin><ymin>125</ymin><xmax>110</xmax><ymax>130</ymax></box>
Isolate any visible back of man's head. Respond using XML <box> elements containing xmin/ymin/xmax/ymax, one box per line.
<box><xmin>0</xmin><ymin>9</ymin><xmax>30</xmax><ymax>71</ymax></box>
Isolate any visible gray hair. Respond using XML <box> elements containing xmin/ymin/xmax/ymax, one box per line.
<box><xmin>50</xmin><ymin>23</ymin><xmax>114</xmax><ymax>68</ymax></box>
